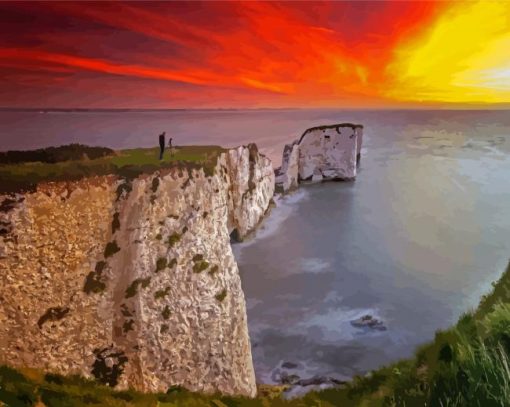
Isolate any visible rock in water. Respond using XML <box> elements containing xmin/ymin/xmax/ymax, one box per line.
<box><xmin>350</xmin><ymin>314</ymin><xmax>387</xmax><ymax>331</ymax></box>
<box><xmin>276</xmin><ymin>123</ymin><xmax>363</xmax><ymax>193</ymax></box>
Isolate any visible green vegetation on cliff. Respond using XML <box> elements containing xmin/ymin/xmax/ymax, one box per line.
<box><xmin>2</xmin><ymin>262</ymin><xmax>510</xmax><ymax>406</ymax></box>
<box><xmin>0</xmin><ymin>144</ymin><xmax>225</xmax><ymax>193</ymax></box>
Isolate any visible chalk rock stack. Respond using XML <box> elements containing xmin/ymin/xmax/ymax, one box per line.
<box><xmin>276</xmin><ymin>123</ymin><xmax>363</xmax><ymax>192</ymax></box>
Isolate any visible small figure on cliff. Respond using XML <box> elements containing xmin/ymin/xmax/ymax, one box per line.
<box><xmin>168</xmin><ymin>137</ymin><xmax>176</xmax><ymax>156</ymax></box>
<box><xmin>158</xmin><ymin>132</ymin><xmax>166</xmax><ymax>160</ymax></box>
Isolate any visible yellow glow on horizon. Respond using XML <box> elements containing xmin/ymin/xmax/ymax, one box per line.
<box><xmin>386</xmin><ymin>1</ymin><xmax>510</xmax><ymax>104</ymax></box>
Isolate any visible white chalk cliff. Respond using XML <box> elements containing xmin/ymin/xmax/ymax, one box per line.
<box><xmin>277</xmin><ymin>123</ymin><xmax>363</xmax><ymax>192</ymax></box>
<box><xmin>0</xmin><ymin>144</ymin><xmax>274</xmax><ymax>397</ymax></box>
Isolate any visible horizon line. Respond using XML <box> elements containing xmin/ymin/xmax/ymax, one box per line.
<box><xmin>2</xmin><ymin>106</ymin><xmax>510</xmax><ymax>112</ymax></box>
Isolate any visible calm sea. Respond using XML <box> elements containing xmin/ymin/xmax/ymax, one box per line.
<box><xmin>1</xmin><ymin>109</ymin><xmax>510</xmax><ymax>388</ymax></box>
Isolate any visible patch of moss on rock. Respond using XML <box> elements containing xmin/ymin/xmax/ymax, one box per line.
<box><xmin>120</xmin><ymin>304</ymin><xmax>132</xmax><ymax>317</ymax></box>
<box><xmin>167</xmin><ymin>232</ymin><xmax>181</xmax><ymax>248</ymax></box>
<box><xmin>154</xmin><ymin>287</ymin><xmax>170</xmax><ymax>300</ymax></box>
<box><xmin>123</xmin><ymin>319</ymin><xmax>134</xmax><ymax>333</ymax></box>
<box><xmin>151</xmin><ymin>177</ymin><xmax>159</xmax><ymax>193</ymax></box>
<box><xmin>91</xmin><ymin>346</ymin><xmax>128</xmax><ymax>387</ymax></box>
<box><xmin>125</xmin><ymin>277</ymin><xmax>151</xmax><ymax>299</ymax></box>
<box><xmin>192</xmin><ymin>254</ymin><xmax>204</xmax><ymax>262</ymax></box>
<box><xmin>215</xmin><ymin>289</ymin><xmax>227</xmax><ymax>302</ymax></box>
<box><xmin>116</xmin><ymin>180</ymin><xmax>132</xmax><ymax>201</ymax></box>
<box><xmin>37</xmin><ymin>307</ymin><xmax>70</xmax><ymax>328</ymax></box>
<box><xmin>162</xmin><ymin>306</ymin><xmax>171</xmax><ymax>320</ymax></box>
<box><xmin>104</xmin><ymin>240</ymin><xmax>120</xmax><ymax>258</ymax></box>
<box><xmin>155</xmin><ymin>257</ymin><xmax>167</xmax><ymax>273</ymax></box>
<box><xmin>111</xmin><ymin>212</ymin><xmax>120</xmax><ymax>234</ymax></box>
<box><xmin>193</xmin><ymin>261</ymin><xmax>209</xmax><ymax>274</ymax></box>
<box><xmin>83</xmin><ymin>261</ymin><xmax>107</xmax><ymax>294</ymax></box>
<box><xmin>0</xmin><ymin>197</ymin><xmax>18</xmax><ymax>213</ymax></box>
<box><xmin>208</xmin><ymin>265</ymin><xmax>219</xmax><ymax>276</ymax></box>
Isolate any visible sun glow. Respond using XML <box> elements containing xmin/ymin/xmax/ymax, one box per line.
<box><xmin>386</xmin><ymin>1</ymin><xmax>510</xmax><ymax>104</ymax></box>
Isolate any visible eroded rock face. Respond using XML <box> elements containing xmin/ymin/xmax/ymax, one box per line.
<box><xmin>279</xmin><ymin>142</ymin><xmax>299</xmax><ymax>193</ymax></box>
<box><xmin>226</xmin><ymin>144</ymin><xmax>275</xmax><ymax>240</ymax></box>
<box><xmin>276</xmin><ymin>123</ymin><xmax>363</xmax><ymax>192</ymax></box>
<box><xmin>0</xmin><ymin>145</ymin><xmax>274</xmax><ymax>397</ymax></box>
<box><xmin>298</xmin><ymin>124</ymin><xmax>362</xmax><ymax>181</ymax></box>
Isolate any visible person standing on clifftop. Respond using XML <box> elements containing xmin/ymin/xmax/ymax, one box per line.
<box><xmin>168</xmin><ymin>137</ymin><xmax>174</xmax><ymax>156</ymax></box>
<box><xmin>159</xmin><ymin>132</ymin><xmax>166</xmax><ymax>160</ymax></box>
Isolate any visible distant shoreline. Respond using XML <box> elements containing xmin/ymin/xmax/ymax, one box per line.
<box><xmin>2</xmin><ymin>107</ymin><xmax>510</xmax><ymax>113</ymax></box>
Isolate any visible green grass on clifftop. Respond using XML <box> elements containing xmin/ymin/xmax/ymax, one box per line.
<box><xmin>0</xmin><ymin>145</ymin><xmax>225</xmax><ymax>194</ymax></box>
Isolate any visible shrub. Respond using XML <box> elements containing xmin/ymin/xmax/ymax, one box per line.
<box><xmin>0</xmin><ymin>144</ymin><xmax>113</xmax><ymax>164</ymax></box>
<box><xmin>83</xmin><ymin>261</ymin><xmax>107</xmax><ymax>294</ymax></box>
<box><xmin>155</xmin><ymin>257</ymin><xmax>168</xmax><ymax>273</ymax></box>
<box><xmin>215</xmin><ymin>289</ymin><xmax>227</xmax><ymax>302</ymax></box>
<box><xmin>37</xmin><ymin>307</ymin><xmax>70</xmax><ymax>328</ymax></box>
<box><xmin>154</xmin><ymin>287</ymin><xmax>170</xmax><ymax>300</ymax></box>
<box><xmin>111</xmin><ymin>212</ymin><xmax>120</xmax><ymax>234</ymax></box>
<box><xmin>193</xmin><ymin>261</ymin><xmax>209</xmax><ymax>274</ymax></box>
<box><xmin>167</xmin><ymin>232</ymin><xmax>181</xmax><ymax>248</ymax></box>
<box><xmin>192</xmin><ymin>254</ymin><xmax>204</xmax><ymax>262</ymax></box>
<box><xmin>91</xmin><ymin>347</ymin><xmax>128</xmax><ymax>387</ymax></box>
<box><xmin>125</xmin><ymin>277</ymin><xmax>151</xmax><ymax>298</ymax></box>
<box><xmin>123</xmin><ymin>319</ymin><xmax>134</xmax><ymax>333</ymax></box>
<box><xmin>104</xmin><ymin>241</ymin><xmax>120</xmax><ymax>258</ymax></box>
<box><xmin>162</xmin><ymin>306</ymin><xmax>171</xmax><ymax>320</ymax></box>
<box><xmin>208</xmin><ymin>265</ymin><xmax>219</xmax><ymax>276</ymax></box>
<box><xmin>482</xmin><ymin>303</ymin><xmax>510</xmax><ymax>349</ymax></box>
<box><xmin>151</xmin><ymin>177</ymin><xmax>159</xmax><ymax>193</ymax></box>
<box><xmin>116</xmin><ymin>180</ymin><xmax>132</xmax><ymax>201</ymax></box>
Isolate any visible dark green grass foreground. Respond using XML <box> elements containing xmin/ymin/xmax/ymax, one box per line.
<box><xmin>2</xmin><ymin>262</ymin><xmax>510</xmax><ymax>406</ymax></box>
<box><xmin>0</xmin><ymin>144</ymin><xmax>225</xmax><ymax>194</ymax></box>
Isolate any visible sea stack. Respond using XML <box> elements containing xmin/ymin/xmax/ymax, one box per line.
<box><xmin>276</xmin><ymin>123</ymin><xmax>363</xmax><ymax>193</ymax></box>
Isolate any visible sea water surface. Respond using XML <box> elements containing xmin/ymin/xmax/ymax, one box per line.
<box><xmin>1</xmin><ymin>109</ymin><xmax>510</xmax><ymax>386</ymax></box>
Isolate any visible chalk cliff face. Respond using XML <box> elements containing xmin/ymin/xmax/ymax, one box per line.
<box><xmin>277</xmin><ymin>124</ymin><xmax>363</xmax><ymax>192</ymax></box>
<box><xmin>0</xmin><ymin>144</ymin><xmax>274</xmax><ymax>397</ymax></box>
<box><xmin>279</xmin><ymin>141</ymin><xmax>300</xmax><ymax>193</ymax></box>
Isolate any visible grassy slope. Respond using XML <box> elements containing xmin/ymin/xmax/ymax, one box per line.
<box><xmin>0</xmin><ymin>146</ymin><xmax>225</xmax><ymax>194</ymax></box>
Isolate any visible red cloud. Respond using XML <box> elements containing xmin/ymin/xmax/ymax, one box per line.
<box><xmin>0</xmin><ymin>1</ymin><xmax>447</xmax><ymax>108</ymax></box>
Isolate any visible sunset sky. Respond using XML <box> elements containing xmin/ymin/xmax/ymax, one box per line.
<box><xmin>1</xmin><ymin>1</ymin><xmax>510</xmax><ymax>109</ymax></box>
